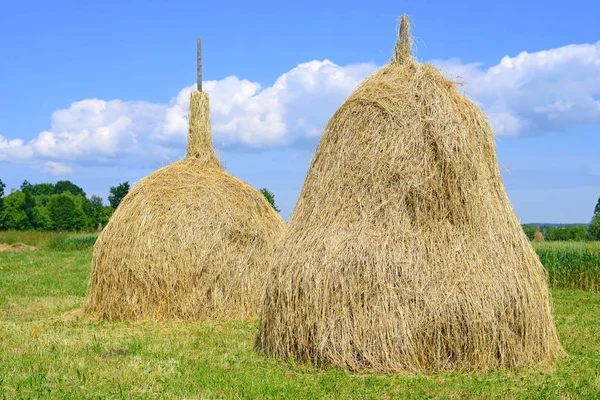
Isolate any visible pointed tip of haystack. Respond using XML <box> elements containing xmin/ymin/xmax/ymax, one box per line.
<box><xmin>187</xmin><ymin>36</ymin><xmax>217</xmax><ymax>164</ymax></box>
<box><xmin>186</xmin><ymin>90</ymin><xmax>219</xmax><ymax>165</ymax></box>
<box><xmin>393</xmin><ymin>14</ymin><xmax>413</xmax><ymax>64</ymax></box>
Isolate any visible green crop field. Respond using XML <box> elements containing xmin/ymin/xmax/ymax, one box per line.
<box><xmin>534</xmin><ymin>242</ymin><xmax>600</xmax><ymax>292</ymax></box>
<box><xmin>0</xmin><ymin>238</ymin><xmax>599</xmax><ymax>398</ymax></box>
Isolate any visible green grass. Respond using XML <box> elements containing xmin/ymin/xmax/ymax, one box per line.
<box><xmin>0</xmin><ymin>231</ymin><xmax>98</xmax><ymax>252</ymax></box>
<box><xmin>0</xmin><ymin>231</ymin><xmax>59</xmax><ymax>247</ymax></box>
<box><xmin>1</xmin><ymin>250</ymin><xmax>600</xmax><ymax>398</ymax></box>
<box><xmin>46</xmin><ymin>234</ymin><xmax>98</xmax><ymax>252</ymax></box>
<box><xmin>534</xmin><ymin>242</ymin><xmax>600</xmax><ymax>291</ymax></box>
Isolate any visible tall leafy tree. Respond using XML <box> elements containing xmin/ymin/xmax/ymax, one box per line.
<box><xmin>23</xmin><ymin>191</ymin><xmax>36</xmax><ymax>227</ymax></box>
<box><xmin>48</xmin><ymin>194</ymin><xmax>76</xmax><ymax>231</ymax></box>
<box><xmin>20</xmin><ymin>180</ymin><xmax>32</xmax><ymax>193</ymax></box>
<box><xmin>2</xmin><ymin>191</ymin><xmax>31</xmax><ymax>230</ymax></box>
<box><xmin>591</xmin><ymin>197</ymin><xmax>600</xmax><ymax>240</ymax></box>
<box><xmin>0</xmin><ymin>179</ymin><xmax>6</xmax><ymax>229</ymax></box>
<box><xmin>0</xmin><ymin>178</ymin><xmax>5</xmax><ymax>208</ymax></box>
<box><xmin>54</xmin><ymin>180</ymin><xmax>86</xmax><ymax>197</ymax></box>
<box><xmin>108</xmin><ymin>182</ymin><xmax>130</xmax><ymax>208</ymax></box>
<box><xmin>90</xmin><ymin>195</ymin><xmax>103</xmax><ymax>210</ymax></box>
<box><xmin>259</xmin><ymin>188</ymin><xmax>280</xmax><ymax>213</ymax></box>
<box><xmin>23</xmin><ymin>182</ymin><xmax>55</xmax><ymax>196</ymax></box>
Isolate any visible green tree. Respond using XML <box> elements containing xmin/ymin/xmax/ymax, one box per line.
<box><xmin>0</xmin><ymin>178</ymin><xmax>5</xmax><ymax>210</ymax></box>
<box><xmin>20</xmin><ymin>180</ymin><xmax>32</xmax><ymax>193</ymax></box>
<box><xmin>23</xmin><ymin>182</ymin><xmax>55</xmax><ymax>196</ymax></box>
<box><xmin>259</xmin><ymin>188</ymin><xmax>280</xmax><ymax>213</ymax></box>
<box><xmin>0</xmin><ymin>178</ymin><xmax>5</xmax><ymax>229</ymax></box>
<box><xmin>90</xmin><ymin>195</ymin><xmax>103</xmax><ymax>210</ymax></box>
<box><xmin>544</xmin><ymin>225</ymin><xmax>590</xmax><ymax>241</ymax></box>
<box><xmin>2</xmin><ymin>191</ymin><xmax>31</xmax><ymax>230</ymax></box>
<box><xmin>591</xmin><ymin>197</ymin><xmax>600</xmax><ymax>240</ymax></box>
<box><xmin>108</xmin><ymin>182</ymin><xmax>130</xmax><ymax>208</ymax></box>
<box><xmin>48</xmin><ymin>194</ymin><xmax>77</xmax><ymax>231</ymax></box>
<box><xmin>31</xmin><ymin>205</ymin><xmax>53</xmax><ymax>231</ymax></box>
<box><xmin>23</xmin><ymin>191</ymin><xmax>36</xmax><ymax>227</ymax></box>
<box><xmin>521</xmin><ymin>224</ymin><xmax>537</xmax><ymax>241</ymax></box>
<box><xmin>54</xmin><ymin>180</ymin><xmax>86</xmax><ymax>197</ymax></box>
<box><xmin>591</xmin><ymin>215</ymin><xmax>600</xmax><ymax>240</ymax></box>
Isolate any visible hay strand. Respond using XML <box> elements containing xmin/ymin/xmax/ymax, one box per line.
<box><xmin>257</xmin><ymin>16</ymin><xmax>563</xmax><ymax>373</ymax></box>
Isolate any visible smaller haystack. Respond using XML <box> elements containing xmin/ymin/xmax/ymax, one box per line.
<box><xmin>0</xmin><ymin>243</ymin><xmax>35</xmax><ymax>252</ymax></box>
<box><xmin>85</xmin><ymin>39</ymin><xmax>285</xmax><ymax>320</ymax></box>
<box><xmin>534</xmin><ymin>227</ymin><xmax>545</xmax><ymax>242</ymax></box>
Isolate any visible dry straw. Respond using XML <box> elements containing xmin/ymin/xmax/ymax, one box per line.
<box><xmin>534</xmin><ymin>227</ymin><xmax>545</xmax><ymax>242</ymax></box>
<box><xmin>85</xmin><ymin>42</ymin><xmax>285</xmax><ymax>321</ymax></box>
<box><xmin>257</xmin><ymin>15</ymin><xmax>563</xmax><ymax>372</ymax></box>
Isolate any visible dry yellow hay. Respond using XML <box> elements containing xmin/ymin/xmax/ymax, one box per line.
<box><xmin>0</xmin><ymin>243</ymin><xmax>35</xmax><ymax>252</ymax></box>
<box><xmin>84</xmin><ymin>90</ymin><xmax>285</xmax><ymax>320</ymax></box>
<box><xmin>534</xmin><ymin>227</ymin><xmax>545</xmax><ymax>242</ymax></box>
<box><xmin>257</xmin><ymin>15</ymin><xmax>563</xmax><ymax>372</ymax></box>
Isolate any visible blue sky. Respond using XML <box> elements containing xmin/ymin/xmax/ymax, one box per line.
<box><xmin>1</xmin><ymin>0</ymin><xmax>599</xmax><ymax>223</ymax></box>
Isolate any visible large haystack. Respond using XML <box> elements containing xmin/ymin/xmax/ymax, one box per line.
<box><xmin>257</xmin><ymin>16</ymin><xmax>563</xmax><ymax>372</ymax></box>
<box><xmin>85</xmin><ymin>41</ymin><xmax>285</xmax><ymax>320</ymax></box>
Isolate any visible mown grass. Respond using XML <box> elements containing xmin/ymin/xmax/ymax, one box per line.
<box><xmin>0</xmin><ymin>250</ymin><xmax>599</xmax><ymax>398</ymax></box>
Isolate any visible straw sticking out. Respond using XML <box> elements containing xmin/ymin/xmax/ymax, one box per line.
<box><xmin>393</xmin><ymin>14</ymin><xmax>412</xmax><ymax>64</ymax></box>
<box><xmin>186</xmin><ymin>91</ymin><xmax>218</xmax><ymax>163</ymax></box>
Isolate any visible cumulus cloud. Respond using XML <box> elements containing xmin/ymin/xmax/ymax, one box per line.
<box><xmin>0</xmin><ymin>60</ymin><xmax>376</xmax><ymax>175</ymax></box>
<box><xmin>39</xmin><ymin>161</ymin><xmax>73</xmax><ymax>175</ymax></box>
<box><xmin>1</xmin><ymin>41</ymin><xmax>599</xmax><ymax>175</ymax></box>
<box><xmin>435</xmin><ymin>41</ymin><xmax>600</xmax><ymax>135</ymax></box>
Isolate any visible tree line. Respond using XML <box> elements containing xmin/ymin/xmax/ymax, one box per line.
<box><xmin>523</xmin><ymin>196</ymin><xmax>600</xmax><ymax>241</ymax></box>
<box><xmin>0</xmin><ymin>179</ymin><xmax>130</xmax><ymax>232</ymax></box>
<box><xmin>2</xmin><ymin>176</ymin><xmax>596</xmax><ymax>239</ymax></box>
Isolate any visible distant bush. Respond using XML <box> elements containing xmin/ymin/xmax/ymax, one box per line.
<box><xmin>522</xmin><ymin>224</ymin><xmax>593</xmax><ymax>241</ymax></box>
<box><xmin>522</xmin><ymin>225</ymin><xmax>537</xmax><ymax>240</ymax></box>
<box><xmin>544</xmin><ymin>225</ymin><xmax>592</xmax><ymax>241</ymax></box>
<box><xmin>47</xmin><ymin>234</ymin><xmax>98</xmax><ymax>251</ymax></box>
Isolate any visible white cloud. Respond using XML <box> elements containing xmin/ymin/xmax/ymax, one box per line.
<box><xmin>0</xmin><ymin>60</ymin><xmax>375</xmax><ymax>175</ymax></box>
<box><xmin>39</xmin><ymin>161</ymin><xmax>73</xmax><ymax>175</ymax></box>
<box><xmin>435</xmin><ymin>41</ymin><xmax>600</xmax><ymax>135</ymax></box>
<box><xmin>1</xmin><ymin>41</ymin><xmax>599</xmax><ymax>174</ymax></box>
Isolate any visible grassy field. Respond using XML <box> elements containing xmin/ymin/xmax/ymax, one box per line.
<box><xmin>1</xmin><ymin>247</ymin><xmax>599</xmax><ymax>398</ymax></box>
<box><xmin>0</xmin><ymin>231</ymin><xmax>98</xmax><ymax>252</ymax></box>
<box><xmin>0</xmin><ymin>231</ymin><xmax>61</xmax><ymax>247</ymax></box>
<box><xmin>534</xmin><ymin>241</ymin><xmax>600</xmax><ymax>291</ymax></box>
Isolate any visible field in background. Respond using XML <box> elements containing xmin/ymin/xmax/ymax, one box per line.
<box><xmin>2</xmin><ymin>232</ymin><xmax>599</xmax><ymax>292</ymax></box>
<box><xmin>534</xmin><ymin>242</ymin><xmax>600</xmax><ymax>291</ymax></box>
<box><xmin>0</xmin><ymin>231</ymin><xmax>98</xmax><ymax>252</ymax></box>
<box><xmin>0</xmin><ymin>244</ymin><xmax>600</xmax><ymax>397</ymax></box>
<box><xmin>0</xmin><ymin>231</ymin><xmax>60</xmax><ymax>247</ymax></box>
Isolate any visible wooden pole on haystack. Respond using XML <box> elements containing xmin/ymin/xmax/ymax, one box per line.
<box><xmin>197</xmin><ymin>37</ymin><xmax>202</xmax><ymax>92</ymax></box>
